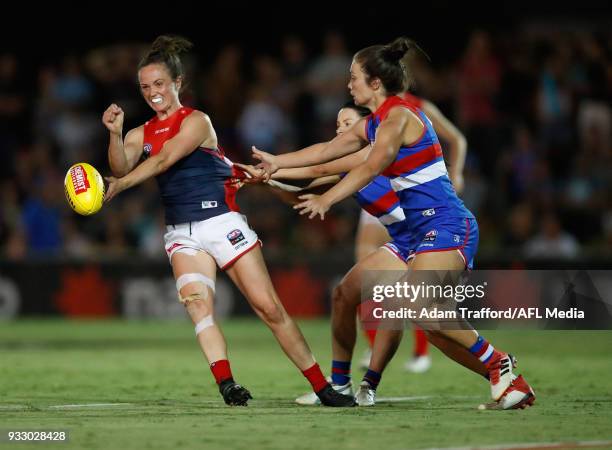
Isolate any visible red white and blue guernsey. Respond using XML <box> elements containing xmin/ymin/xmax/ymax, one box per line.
<box><xmin>143</xmin><ymin>107</ymin><xmax>242</xmax><ymax>225</ymax></box>
<box><xmin>144</xmin><ymin>107</ymin><xmax>260</xmax><ymax>269</ymax></box>
<box><xmin>357</xmin><ymin>95</ymin><xmax>479</xmax><ymax>268</ymax></box>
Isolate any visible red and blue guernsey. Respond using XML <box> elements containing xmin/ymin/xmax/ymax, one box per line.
<box><xmin>143</xmin><ymin>107</ymin><xmax>242</xmax><ymax>225</ymax></box>
<box><xmin>356</xmin><ymin>95</ymin><xmax>477</xmax><ymax>265</ymax></box>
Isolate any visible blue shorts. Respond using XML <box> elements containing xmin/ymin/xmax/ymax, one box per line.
<box><xmin>383</xmin><ymin>217</ymin><xmax>479</xmax><ymax>269</ymax></box>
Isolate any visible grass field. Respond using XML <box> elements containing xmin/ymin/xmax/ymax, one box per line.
<box><xmin>1</xmin><ymin>319</ymin><xmax>611</xmax><ymax>450</ymax></box>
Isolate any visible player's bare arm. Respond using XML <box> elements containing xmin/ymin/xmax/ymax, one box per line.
<box><xmin>421</xmin><ymin>100</ymin><xmax>467</xmax><ymax>193</ymax></box>
<box><xmin>103</xmin><ymin>104</ymin><xmax>144</xmax><ymax>177</ymax></box>
<box><xmin>253</xmin><ymin>119</ymin><xmax>368</xmax><ymax>178</ymax></box>
<box><xmin>295</xmin><ymin>108</ymin><xmax>415</xmax><ymax>219</ymax></box>
<box><xmin>104</xmin><ymin>111</ymin><xmax>211</xmax><ymax>201</ymax></box>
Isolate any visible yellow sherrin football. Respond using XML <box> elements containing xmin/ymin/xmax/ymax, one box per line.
<box><xmin>64</xmin><ymin>163</ymin><xmax>105</xmax><ymax>215</ymax></box>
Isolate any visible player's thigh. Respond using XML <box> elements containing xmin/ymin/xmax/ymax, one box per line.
<box><xmin>410</xmin><ymin>249</ymin><xmax>465</xmax><ymax>271</ymax></box>
<box><xmin>224</xmin><ymin>245</ymin><xmax>279</xmax><ymax>308</ymax></box>
<box><xmin>355</xmin><ymin>212</ymin><xmax>390</xmax><ymax>262</ymax></box>
<box><xmin>339</xmin><ymin>246</ymin><xmax>407</xmax><ymax>305</ymax></box>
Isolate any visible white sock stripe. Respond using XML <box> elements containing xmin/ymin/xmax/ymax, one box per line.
<box><xmin>195</xmin><ymin>315</ymin><xmax>214</xmax><ymax>335</ymax></box>
<box><xmin>480</xmin><ymin>344</ymin><xmax>494</xmax><ymax>362</ymax></box>
<box><xmin>176</xmin><ymin>273</ymin><xmax>215</xmax><ymax>293</ymax></box>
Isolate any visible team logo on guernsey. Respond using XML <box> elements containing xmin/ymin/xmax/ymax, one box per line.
<box><xmin>143</xmin><ymin>143</ymin><xmax>152</xmax><ymax>157</ymax></box>
<box><xmin>424</xmin><ymin>230</ymin><xmax>438</xmax><ymax>242</ymax></box>
<box><xmin>422</xmin><ymin>208</ymin><xmax>436</xmax><ymax>217</ymax></box>
<box><xmin>202</xmin><ymin>201</ymin><xmax>218</xmax><ymax>209</ymax></box>
<box><xmin>227</xmin><ymin>229</ymin><xmax>245</xmax><ymax>246</ymax></box>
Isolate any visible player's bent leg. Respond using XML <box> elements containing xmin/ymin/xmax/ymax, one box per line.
<box><xmin>333</xmin><ymin>247</ymin><xmax>406</xmax><ymax>362</ymax></box>
<box><xmin>225</xmin><ymin>246</ymin><xmax>314</xmax><ymax>369</ymax></box>
<box><xmin>410</xmin><ymin>250</ymin><xmax>529</xmax><ymax>403</ymax></box>
<box><xmin>171</xmin><ymin>250</ymin><xmax>251</xmax><ymax>406</ymax></box>
<box><xmin>226</xmin><ymin>246</ymin><xmax>355</xmax><ymax>407</ymax></box>
<box><xmin>425</xmin><ymin>330</ymin><xmax>487</xmax><ymax>377</ymax></box>
<box><xmin>172</xmin><ymin>250</ymin><xmax>227</xmax><ymax>363</ymax></box>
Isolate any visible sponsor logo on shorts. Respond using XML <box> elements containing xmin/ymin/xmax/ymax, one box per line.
<box><xmin>143</xmin><ymin>143</ymin><xmax>152</xmax><ymax>157</ymax></box>
<box><xmin>227</xmin><ymin>229</ymin><xmax>246</xmax><ymax>246</ymax></box>
<box><xmin>234</xmin><ymin>241</ymin><xmax>249</xmax><ymax>250</ymax></box>
<box><xmin>424</xmin><ymin>230</ymin><xmax>438</xmax><ymax>242</ymax></box>
<box><xmin>422</xmin><ymin>208</ymin><xmax>436</xmax><ymax>217</ymax></box>
<box><xmin>202</xmin><ymin>201</ymin><xmax>218</xmax><ymax>209</ymax></box>
<box><xmin>70</xmin><ymin>164</ymin><xmax>90</xmax><ymax>195</ymax></box>
<box><xmin>453</xmin><ymin>234</ymin><xmax>461</xmax><ymax>243</ymax></box>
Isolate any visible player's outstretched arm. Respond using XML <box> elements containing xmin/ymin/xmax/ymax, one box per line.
<box><xmin>273</xmin><ymin>147</ymin><xmax>370</xmax><ymax>180</ymax></box>
<box><xmin>253</xmin><ymin>119</ymin><xmax>368</xmax><ymax>178</ymax></box>
<box><xmin>104</xmin><ymin>111</ymin><xmax>211</xmax><ymax>202</ymax></box>
<box><xmin>294</xmin><ymin>108</ymin><xmax>412</xmax><ymax>220</ymax></box>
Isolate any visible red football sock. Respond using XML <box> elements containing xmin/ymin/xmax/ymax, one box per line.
<box><xmin>413</xmin><ymin>328</ymin><xmax>429</xmax><ymax>356</ymax></box>
<box><xmin>210</xmin><ymin>359</ymin><xmax>233</xmax><ymax>384</ymax></box>
<box><xmin>302</xmin><ymin>363</ymin><xmax>328</xmax><ymax>392</ymax></box>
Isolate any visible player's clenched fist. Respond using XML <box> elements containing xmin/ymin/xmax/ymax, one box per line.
<box><xmin>102</xmin><ymin>104</ymin><xmax>124</xmax><ymax>135</ymax></box>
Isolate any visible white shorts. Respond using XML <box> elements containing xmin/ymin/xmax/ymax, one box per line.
<box><xmin>163</xmin><ymin>212</ymin><xmax>260</xmax><ymax>269</ymax></box>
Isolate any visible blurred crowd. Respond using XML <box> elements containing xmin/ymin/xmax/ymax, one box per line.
<box><xmin>1</xmin><ymin>27</ymin><xmax>611</xmax><ymax>263</ymax></box>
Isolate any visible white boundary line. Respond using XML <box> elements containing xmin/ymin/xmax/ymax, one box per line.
<box><xmin>48</xmin><ymin>403</ymin><xmax>133</xmax><ymax>409</ymax></box>
<box><xmin>377</xmin><ymin>396</ymin><xmax>434</xmax><ymax>402</ymax></box>
<box><xmin>420</xmin><ymin>440</ymin><xmax>612</xmax><ymax>450</ymax></box>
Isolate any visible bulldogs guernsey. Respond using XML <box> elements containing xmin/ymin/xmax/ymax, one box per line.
<box><xmin>355</xmin><ymin>95</ymin><xmax>476</xmax><ymax>259</ymax></box>
<box><xmin>143</xmin><ymin>107</ymin><xmax>242</xmax><ymax>225</ymax></box>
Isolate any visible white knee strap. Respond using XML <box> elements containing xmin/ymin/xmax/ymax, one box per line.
<box><xmin>195</xmin><ymin>315</ymin><xmax>215</xmax><ymax>335</ymax></box>
<box><xmin>176</xmin><ymin>273</ymin><xmax>216</xmax><ymax>293</ymax></box>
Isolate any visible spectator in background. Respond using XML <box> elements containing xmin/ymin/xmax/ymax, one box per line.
<box><xmin>575</xmin><ymin>34</ymin><xmax>611</xmax><ymax>154</ymax></box>
<box><xmin>199</xmin><ymin>44</ymin><xmax>245</xmax><ymax>158</ymax></box>
<box><xmin>502</xmin><ymin>124</ymin><xmax>540</xmax><ymax>202</ymax></box>
<box><xmin>306</xmin><ymin>31</ymin><xmax>351</xmax><ymax>139</ymax></box>
<box><xmin>456</xmin><ymin>30</ymin><xmax>502</xmax><ymax>174</ymax></box>
<box><xmin>503</xmin><ymin>203</ymin><xmax>534</xmax><ymax>249</ymax></box>
<box><xmin>37</xmin><ymin>55</ymin><xmax>102</xmax><ymax>169</ymax></box>
<box><xmin>21</xmin><ymin>170</ymin><xmax>64</xmax><ymax>256</ymax></box>
<box><xmin>280</xmin><ymin>35</ymin><xmax>315</xmax><ymax>147</ymax></box>
<box><xmin>237</xmin><ymin>55</ymin><xmax>293</xmax><ymax>154</ymax></box>
<box><xmin>0</xmin><ymin>53</ymin><xmax>28</xmax><ymax>179</ymax></box>
<box><xmin>524</xmin><ymin>212</ymin><xmax>580</xmax><ymax>259</ymax></box>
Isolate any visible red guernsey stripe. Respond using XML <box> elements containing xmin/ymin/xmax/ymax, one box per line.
<box><xmin>224</xmin><ymin>166</ymin><xmax>242</xmax><ymax>212</ymax></box>
<box><xmin>363</xmin><ymin>190</ymin><xmax>399</xmax><ymax>217</ymax></box>
<box><xmin>382</xmin><ymin>143</ymin><xmax>442</xmax><ymax>178</ymax></box>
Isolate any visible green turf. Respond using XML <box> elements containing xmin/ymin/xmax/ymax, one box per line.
<box><xmin>1</xmin><ymin>319</ymin><xmax>611</xmax><ymax>450</ymax></box>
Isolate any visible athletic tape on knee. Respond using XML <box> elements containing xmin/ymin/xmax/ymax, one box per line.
<box><xmin>179</xmin><ymin>292</ymin><xmax>207</xmax><ymax>304</ymax></box>
<box><xmin>195</xmin><ymin>315</ymin><xmax>214</xmax><ymax>335</ymax></box>
<box><xmin>176</xmin><ymin>273</ymin><xmax>215</xmax><ymax>293</ymax></box>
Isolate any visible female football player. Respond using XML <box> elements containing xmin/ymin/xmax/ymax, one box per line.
<box><xmin>101</xmin><ymin>35</ymin><xmax>355</xmax><ymax>407</ymax></box>
<box><xmin>250</xmin><ymin>37</ymin><xmax>535</xmax><ymax>409</ymax></box>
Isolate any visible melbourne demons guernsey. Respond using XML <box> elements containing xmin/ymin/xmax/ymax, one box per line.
<box><xmin>143</xmin><ymin>107</ymin><xmax>241</xmax><ymax>225</ymax></box>
<box><xmin>355</xmin><ymin>95</ymin><xmax>473</xmax><ymax>246</ymax></box>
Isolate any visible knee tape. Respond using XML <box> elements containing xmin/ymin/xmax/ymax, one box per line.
<box><xmin>176</xmin><ymin>273</ymin><xmax>215</xmax><ymax>304</ymax></box>
<box><xmin>195</xmin><ymin>315</ymin><xmax>214</xmax><ymax>335</ymax></box>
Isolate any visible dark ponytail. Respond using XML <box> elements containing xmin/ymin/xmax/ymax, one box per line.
<box><xmin>138</xmin><ymin>35</ymin><xmax>193</xmax><ymax>81</ymax></box>
<box><xmin>354</xmin><ymin>37</ymin><xmax>429</xmax><ymax>95</ymax></box>
<box><xmin>342</xmin><ymin>100</ymin><xmax>371</xmax><ymax>118</ymax></box>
